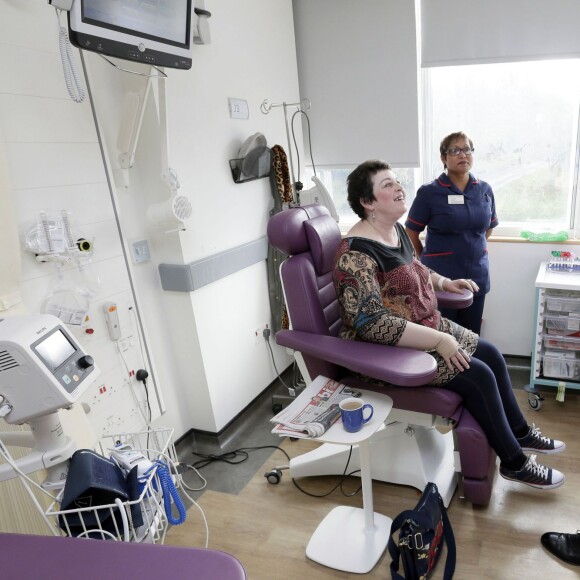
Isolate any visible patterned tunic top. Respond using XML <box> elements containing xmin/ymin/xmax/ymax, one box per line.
<box><xmin>333</xmin><ymin>222</ymin><xmax>478</xmax><ymax>386</ymax></box>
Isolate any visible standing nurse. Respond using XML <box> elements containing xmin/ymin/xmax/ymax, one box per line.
<box><xmin>405</xmin><ymin>132</ymin><xmax>498</xmax><ymax>335</ymax></box>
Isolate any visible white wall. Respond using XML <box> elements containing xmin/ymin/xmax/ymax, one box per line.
<box><xmin>484</xmin><ymin>241</ymin><xmax>573</xmax><ymax>357</ymax></box>
<box><xmin>0</xmin><ymin>0</ymin><xmax>295</xmax><ymax>443</ymax></box>
<box><xmin>82</xmin><ymin>0</ymin><xmax>297</xmax><ymax>434</ymax></box>
<box><xmin>0</xmin><ymin>0</ymin><xmax>563</xmax><ymax>450</ymax></box>
<box><xmin>0</xmin><ymin>0</ymin><xmax>156</xmax><ymax>441</ymax></box>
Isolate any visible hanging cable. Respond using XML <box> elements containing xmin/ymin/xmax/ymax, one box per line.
<box><xmin>54</xmin><ymin>8</ymin><xmax>85</xmax><ymax>103</ymax></box>
<box><xmin>291</xmin><ymin>110</ymin><xmax>317</xmax><ymax>190</ymax></box>
<box><xmin>265</xmin><ymin>337</ymin><xmax>292</xmax><ymax>391</ymax></box>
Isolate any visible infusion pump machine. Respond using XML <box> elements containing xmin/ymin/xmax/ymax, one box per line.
<box><xmin>0</xmin><ymin>314</ymin><xmax>99</xmax><ymax>486</ymax></box>
<box><xmin>0</xmin><ymin>314</ymin><xmax>98</xmax><ymax>424</ymax></box>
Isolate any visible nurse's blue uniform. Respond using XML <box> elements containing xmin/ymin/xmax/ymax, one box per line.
<box><xmin>405</xmin><ymin>172</ymin><xmax>498</xmax><ymax>334</ymax></box>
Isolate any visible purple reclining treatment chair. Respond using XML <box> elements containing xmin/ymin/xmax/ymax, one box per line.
<box><xmin>267</xmin><ymin>204</ymin><xmax>496</xmax><ymax>506</ymax></box>
<box><xmin>0</xmin><ymin>533</ymin><xmax>247</xmax><ymax>580</ymax></box>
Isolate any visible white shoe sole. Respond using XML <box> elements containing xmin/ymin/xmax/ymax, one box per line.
<box><xmin>520</xmin><ymin>442</ymin><xmax>566</xmax><ymax>455</ymax></box>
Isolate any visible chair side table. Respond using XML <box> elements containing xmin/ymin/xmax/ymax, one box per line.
<box><xmin>305</xmin><ymin>389</ymin><xmax>393</xmax><ymax>573</ymax></box>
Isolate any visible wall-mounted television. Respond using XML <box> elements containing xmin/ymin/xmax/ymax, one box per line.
<box><xmin>68</xmin><ymin>0</ymin><xmax>193</xmax><ymax>70</ymax></box>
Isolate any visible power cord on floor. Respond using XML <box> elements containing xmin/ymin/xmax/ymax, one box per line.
<box><xmin>175</xmin><ymin>462</ymin><xmax>208</xmax><ymax>492</ymax></box>
<box><xmin>287</xmin><ymin>445</ymin><xmax>363</xmax><ymax>499</ymax></box>
<box><xmin>191</xmin><ymin>443</ymin><xmax>363</xmax><ymax>500</ymax></box>
<box><xmin>191</xmin><ymin>445</ymin><xmax>287</xmax><ymax>470</ymax></box>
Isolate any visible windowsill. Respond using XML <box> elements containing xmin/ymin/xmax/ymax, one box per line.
<box><xmin>338</xmin><ymin>231</ymin><xmax>580</xmax><ymax>244</ymax></box>
<box><xmin>489</xmin><ymin>236</ymin><xmax>580</xmax><ymax>244</ymax></box>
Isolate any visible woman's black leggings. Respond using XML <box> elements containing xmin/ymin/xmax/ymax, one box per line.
<box><xmin>442</xmin><ymin>338</ymin><xmax>528</xmax><ymax>466</ymax></box>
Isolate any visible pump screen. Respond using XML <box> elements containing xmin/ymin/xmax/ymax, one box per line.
<box><xmin>35</xmin><ymin>330</ymin><xmax>76</xmax><ymax>371</ymax></box>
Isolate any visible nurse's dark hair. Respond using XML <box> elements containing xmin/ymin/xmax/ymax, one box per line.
<box><xmin>440</xmin><ymin>132</ymin><xmax>474</xmax><ymax>157</ymax></box>
<box><xmin>347</xmin><ymin>159</ymin><xmax>391</xmax><ymax>219</ymax></box>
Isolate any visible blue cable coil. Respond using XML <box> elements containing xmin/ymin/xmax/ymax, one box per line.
<box><xmin>143</xmin><ymin>460</ymin><xmax>187</xmax><ymax>525</ymax></box>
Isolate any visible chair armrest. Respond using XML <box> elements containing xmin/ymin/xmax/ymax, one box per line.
<box><xmin>435</xmin><ymin>288</ymin><xmax>473</xmax><ymax>310</ymax></box>
<box><xmin>275</xmin><ymin>330</ymin><xmax>437</xmax><ymax>386</ymax></box>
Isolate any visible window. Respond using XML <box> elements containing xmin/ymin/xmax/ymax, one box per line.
<box><xmin>424</xmin><ymin>59</ymin><xmax>580</xmax><ymax>237</ymax></box>
<box><xmin>304</xmin><ymin>167</ymin><xmax>419</xmax><ymax>234</ymax></box>
<box><xmin>304</xmin><ymin>60</ymin><xmax>580</xmax><ymax>238</ymax></box>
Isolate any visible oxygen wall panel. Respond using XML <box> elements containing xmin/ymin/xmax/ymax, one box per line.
<box><xmin>0</xmin><ymin>94</ymin><xmax>97</xmax><ymax>144</ymax></box>
<box><xmin>6</xmin><ymin>143</ymin><xmax>106</xmax><ymax>190</ymax></box>
<box><xmin>0</xmin><ymin>43</ymin><xmax>69</xmax><ymax>100</ymax></box>
<box><xmin>11</xmin><ymin>182</ymin><xmax>114</xmax><ymax>229</ymax></box>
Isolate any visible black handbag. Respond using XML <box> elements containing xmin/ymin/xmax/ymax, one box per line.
<box><xmin>387</xmin><ymin>482</ymin><xmax>456</xmax><ymax>580</ymax></box>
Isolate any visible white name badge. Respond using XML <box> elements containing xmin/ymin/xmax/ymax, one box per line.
<box><xmin>448</xmin><ymin>195</ymin><xmax>464</xmax><ymax>205</ymax></box>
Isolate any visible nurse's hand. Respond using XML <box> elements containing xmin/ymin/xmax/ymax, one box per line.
<box><xmin>446</xmin><ymin>278</ymin><xmax>479</xmax><ymax>294</ymax></box>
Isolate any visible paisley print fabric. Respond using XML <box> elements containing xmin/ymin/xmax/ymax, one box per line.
<box><xmin>333</xmin><ymin>222</ymin><xmax>478</xmax><ymax>386</ymax></box>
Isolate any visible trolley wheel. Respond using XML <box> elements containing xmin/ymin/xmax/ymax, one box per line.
<box><xmin>272</xmin><ymin>403</ymin><xmax>283</xmax><ymax>414</ymax></box>
<box><xmin>528</xmin><ymin>394</ymin><xmax>543</xmax><ymax>411</ymax></box>
<box><xmin>264</xmin><ymin>468</ymin><xmax>282</xmax><ymax>484</ymax></box>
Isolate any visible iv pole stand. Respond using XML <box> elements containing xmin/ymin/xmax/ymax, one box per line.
<box><xmin>260</xmin><ymin>98</ymin><xmax>311</xmax><ymax>206</ymax></box>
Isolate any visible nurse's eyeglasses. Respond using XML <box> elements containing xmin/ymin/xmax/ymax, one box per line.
<box><xmin>447</xmin><ymin>147</ymin><xmax>474</xmax><ymax>156</ymax></box>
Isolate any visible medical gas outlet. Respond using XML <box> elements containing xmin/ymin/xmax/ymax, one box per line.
<box><xmin>103</xmin><ymin>303</ymin><xmax>121</xmax><ymax>341</ymax></box>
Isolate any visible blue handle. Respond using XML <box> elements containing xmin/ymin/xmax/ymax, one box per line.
<box><xmin>362</xmin><ymin>403</ymin><xmax>374</xmax><ymax>423</ymax></box>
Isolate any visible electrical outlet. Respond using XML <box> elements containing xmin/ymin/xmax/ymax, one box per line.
<box><xmin>254</xmin><ymin>323</ymin><xmax>269</xmax><ymax>344</ymax></box>
<box><xmin>228</xmin><ymin>97</ymin><xmax>249</xmax><ymax>120</ymax></box>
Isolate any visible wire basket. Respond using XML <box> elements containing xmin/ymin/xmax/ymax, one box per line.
<box><xmin>3</xmin><ymin>428</ymin><xmax>178</xmax><ymax>544</ymax></box>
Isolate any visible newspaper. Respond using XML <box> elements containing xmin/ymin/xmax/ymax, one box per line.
<box><xmin>270</xmin><ymin>375</ymin><xmax>361</xmax><ymax>438</ymax></box>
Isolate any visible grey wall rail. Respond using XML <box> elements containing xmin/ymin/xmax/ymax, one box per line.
<box><xmin>158</xmin><ymin>237</ymin><xmax>268</xmax><ymax>292</ymax></box>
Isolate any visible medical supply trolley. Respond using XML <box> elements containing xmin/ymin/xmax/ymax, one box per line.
<box><xmin>525</xmin><ymin>261</ymin><xmax>580</xmax><ymax>410</ymax></box>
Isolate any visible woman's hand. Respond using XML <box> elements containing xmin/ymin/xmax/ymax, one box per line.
<box><xmin>434</xmin><ymin>332</ymin><xmax>471</xmax><ymax>372</ymax></box>
<box><xmin>443</xmin><ymin>278</ymin><xmax>479</xmax><ymax>294</ymax></box>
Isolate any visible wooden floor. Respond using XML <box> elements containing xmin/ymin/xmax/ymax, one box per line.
<box><xmin>166</xmin><ymin>390</ymin><xmax>580</xmax><ymax>578</ymax></box>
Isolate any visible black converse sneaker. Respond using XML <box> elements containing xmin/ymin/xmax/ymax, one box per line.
<box><xmin>517</xmin><ymin>423</ymin><xmax>566</xmax><ymax>454</ymax></box>
<box><xmin>499</xmin><ymin>454</ymin><xmax>565</xmax><ymax>490</ymax></box>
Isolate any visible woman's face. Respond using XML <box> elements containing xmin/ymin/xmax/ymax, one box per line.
<box><xmin>367</xmin><ymin>169</ymin><xmax>407</xmax><ymax>219</ymax></box>
<box><xmin>442</xmin><ymin>136</ymin><xmax>473</xmax><ymax>174</ymax></box>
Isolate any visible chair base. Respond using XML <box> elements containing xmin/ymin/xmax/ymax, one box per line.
<box><xmin>290</xmin><ymin>422</ymin><xmax>457</xmax><ymax>507</ymax></box>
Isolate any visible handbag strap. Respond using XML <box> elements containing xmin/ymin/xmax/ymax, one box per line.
<box><xmin>440</xmin><ymin>505</ymin><xmax>456</xmax><ymax>579</ymax></box>
<box><xmin>388</xmin><ymin>507</ymin><xmax>457</xmax><ymax>580</ymax></box>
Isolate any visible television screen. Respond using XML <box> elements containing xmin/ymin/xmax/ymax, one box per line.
<box><xmin>69</xmin><ymin>0</ymin><xmax>193</xmax><ymax>70</ymax></box>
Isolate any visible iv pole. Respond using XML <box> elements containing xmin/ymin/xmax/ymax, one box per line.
<box><xmin>260</xmin><ymin>98</ymin><xmax>311</xmax><ymax>205</ymax></box>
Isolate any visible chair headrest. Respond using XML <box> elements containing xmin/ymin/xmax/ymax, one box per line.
<box><xmin>267</xmin><ymin>205</ymin><xmax>341</xmax><ymax>275</ymax></box>
<box><xmin>304</xmin><ymin>216</ymin><xmax>342</xmax><ymax>275</ymax></box>
<box><xmin>268</xmin><ymin>204</ymin><xmax>331</xmax><ymax>255</ymax></box>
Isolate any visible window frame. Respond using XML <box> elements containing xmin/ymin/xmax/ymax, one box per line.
<box><xmin>421</xmin><ymin>63</ymin><xmax>580</xmax><ymax>240</ymax></box>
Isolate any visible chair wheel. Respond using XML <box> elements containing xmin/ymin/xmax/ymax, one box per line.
<box><xmin>264</xmin><ymin>469</ymin><xmax>282</xmax><ymax>484</ymax></box>
<box><xmin>528</xmin><ymin>394</ymin><xmax>543</xmax><ymax>411</ymax></box>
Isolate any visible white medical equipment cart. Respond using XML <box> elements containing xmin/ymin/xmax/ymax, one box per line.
<box><xmin>2</xmin><ymin>427</ymin><xmax>178</xmax><ymax>544</ymax></box>
<box><xmin>525</xmin><ymin>261</ymin><xmax>580</xmax><ymax>410</ymax></box>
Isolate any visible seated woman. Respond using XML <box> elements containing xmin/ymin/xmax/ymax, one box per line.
<box><xmin>333</xmin><ymin>159</ymin><xmax>565</xmax><ymax>490</ymax></box>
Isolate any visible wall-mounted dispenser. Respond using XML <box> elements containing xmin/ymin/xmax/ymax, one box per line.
<box><xmin>147</xmin><ymin>195</ymin><xmax>193</xmax><ymax>233</ymax></box>
<box><xmin>229</xmin><ymin>133</ymin><xmax>271</xmax><ymax>184</ymax></box>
